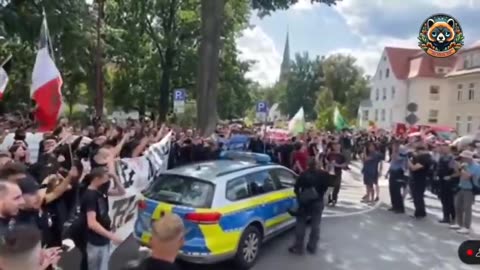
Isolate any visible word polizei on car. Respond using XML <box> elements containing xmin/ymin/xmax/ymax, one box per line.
<box><xmin>133</xmin><ymin>151</ymin><xmax>299</xmax><ymax>269</ymax></box>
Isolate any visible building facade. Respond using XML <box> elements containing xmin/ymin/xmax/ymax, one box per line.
<box><xmin>359</xmin><ymin>44</ymin><xmax>480</xmax><ymax>135</ymax></box>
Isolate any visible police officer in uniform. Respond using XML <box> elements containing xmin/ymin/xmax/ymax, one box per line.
<box><xmin>436</xmin><ymin>143</ymin><xmax>459</xmax><ymax>224</ymax></box>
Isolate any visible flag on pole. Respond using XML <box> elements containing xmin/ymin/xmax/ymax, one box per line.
<box><xmin>31</xmin><ymin>11</ymin><xmax>63</xmax><ymax>132</ymax></box>
<box><xmin>0</xmin><ymin>55</ymin><xmax>11</xmax><ymax>100</ymax></box>
<box><xmin>288</xmin><ymin>107</ymin><xmax>305</xmax><ymax>136</ymax></box>
<box><xmin>333</xmin><ymin>106</ymin><xmax>347</xmax><ymax>130</ymax></box>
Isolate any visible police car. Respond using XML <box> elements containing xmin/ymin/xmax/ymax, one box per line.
<box><xmin>134</xmin><ymin>151</ymin><xmax>298</xmax><ymax>269</ymax></box>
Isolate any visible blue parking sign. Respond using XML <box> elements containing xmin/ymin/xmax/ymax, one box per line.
<box><xmin>256</xmin><ymin>101</ymin><xmax>268</xmax><ymax>113</ymax></box>
<box><xmin>174</xmin><ymin>89</ymin><xmax>186</xmax><ymax>101</ymax></box>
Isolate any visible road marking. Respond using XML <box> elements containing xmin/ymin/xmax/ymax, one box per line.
<box><xmin>323</xmin><ymin>200</ymin><xmax>381</xmax><ymax>218</ymax></box>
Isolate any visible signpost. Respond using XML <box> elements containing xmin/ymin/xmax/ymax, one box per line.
<box><xmin>173</xmin><ymin>88</ymin><xmax>186</xmax><ymax>114</ymax></box>
<box><xmin>256</xmin><ymin>101</ymin><xmax>268</xmax><ymax>122</ymax></box>
<box><xmin>405</xmin><ymin>102</ymin><xmax>419</xmax><ymax>126</ymax></box>
<box><xmin>256</xmin><ymin>101</ymin><xmax>268</xmax><ymax>153</ymax></box>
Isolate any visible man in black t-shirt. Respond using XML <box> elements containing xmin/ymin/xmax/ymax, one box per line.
<box><xmin>81</xmin><ymin>167</ymin><xmax>123</xmax><ymax>270</ymax></box>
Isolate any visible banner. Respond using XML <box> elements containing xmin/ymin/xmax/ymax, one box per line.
<box><xmin>265</xmin><ymin>128</ymin><xmax>289</xmax><ymax>142</ymax></box>
<box><xmin>110</xmin><ymin>132</ymin><xmax>172</xmax><ymax>249</ymax></box>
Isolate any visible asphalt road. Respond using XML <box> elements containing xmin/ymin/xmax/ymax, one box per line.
<box><xmin>59</xmin><ymin>162</ymin><xmax>479</xmax><ymax>270</ymax></box>
<box><xmin>60</xmin><ymin>205</ymin><xmax>477</xmax><ymax>270</ymax></box>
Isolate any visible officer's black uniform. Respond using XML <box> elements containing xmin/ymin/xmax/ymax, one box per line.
<box><xmin>437</xmin><ymin>155</ymin><xmax>457</xmax><ymax>223</ymax></box>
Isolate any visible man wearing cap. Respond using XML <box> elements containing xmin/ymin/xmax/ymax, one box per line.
<box><xmin>450</xmin><ymin>150</ymin><xmax>480</xmax><ymax>234</ymax></box>
<box><xmin>15</xmin><ymin>175</ymin><xmax>52</xmax><ymax>245</ymax></box>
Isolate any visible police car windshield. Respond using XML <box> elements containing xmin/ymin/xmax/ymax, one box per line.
<box><xmin>143</xmin><ymin>174</ymin><xmax>215</xmax><ymax>208</ymax></box>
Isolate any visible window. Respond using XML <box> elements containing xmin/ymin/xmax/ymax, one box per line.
<box><xmin>375</xmin><ymin>88</ymin><xmax>379</xmax><ymax>100</ymax></box>
<box><xmin>389</xmin><ymin>108</ymin><xmax>393</xmax><ymax>122</ymax></box>
<box><xmin>144</xmin><ymin>175</ymin><xmax>215</xmax><ymax>208</ymax></box>
<box><xmin>458</xmin><ymin>84</ymin><xmax>463</xmax><ymax>89</ymax></box>
<box><xmin>428</xmin><ymin>110</ymin><xmax>439</xmax><ymax>123</ymax></box>
<box><xmin>391</xmin><ymin>87</ymin><xmax>395</xmax><ymax>99</ymax></box>
<box><xmin>226</xmin><ymin>177</ymin><xmax>250</xmax><ymax>201</ymax></box>
<box><xmin>468</xmin><ymin>83</ymin><xmax>475</xmax><ymax>101</ymax></box>
<box><xmin>374</xmin><ymin>109</ymin><xmax>378</xmax><ymax>121</ymax></box>
<box><xmin>379</xmin><ymin>70</ymin><xmax>383</xmax><ymax>79</ymax></box>
<box><xmin>271</xmin><ymin>169</ymin><xmax>296</xmax><ymax>188</ymax></box>
<box><xmin>382</xmin><ymin>88</ymin><xmax>387</xmax><ymax>100</ymax></box>
<box><xmin>385</xmin><ymin>68</ymin><xmax>390</xmax><ymax>78</ymax></box>
<box><xmin>362</xmin><ymin>110</ymin><xmax>369</xmax><ymax>121</ymax></box>
<box><xmin>429</xmin><ymin>85</ymin><xmax>440</xmax><ymax>101</ymax></box>
<box><xmin>469</xmin><ymin>89</ymin><xmax>475</xmax><ymax>100</ymax></box>
<box><xmin>456</xmin><ymin>116</ymin><xmax>461</xmax><ymax>133</ymax></box>
<box><xmin>457</xmin><ymin>90</ymin><xmax>463</xmax><ymax>101</ymax></box>
<box><xmin>247</xmin><ymin>171</ymin><xmax>279</xmax><ymax>196</ymax></box>
<box><xmin>467</xmin><ymin>116</ymin><xmax>473</xmax><ymax>133</ymax></box>
<box><xmin>383</xmin><ymin>55</ymin><xmax>387</xmax><ymax>61</ymax></box>
<box><xmin>381</xmin><ymin>109</ymin><xmax>385</xmax><ymax>121</ymax></box>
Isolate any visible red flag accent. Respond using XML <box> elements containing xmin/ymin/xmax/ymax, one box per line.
<box><xmin>31</xmin><ymin>47</ymin><xmax>62</xmax><ymax>132</ymax></box>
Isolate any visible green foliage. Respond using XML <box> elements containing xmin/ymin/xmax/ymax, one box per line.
<box><xmin>255</xmin><ymin>52</ymin><xmax>368</xmax><ymax>127</ymax></box>
<box><xmin>0</xmin><ymin>0</ymin><xmax>254</xmax><ymax>123</ymax></box>
<box><xmin>0</xmin><ymin>0</ymin><xmax>94</xmax><ymax>113</ymax></box>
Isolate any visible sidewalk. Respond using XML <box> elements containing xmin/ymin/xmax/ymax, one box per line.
<box><xmin>348</xmin><ymin>160</ymin><xmax>480</xmax><ymax>236</ymax></box>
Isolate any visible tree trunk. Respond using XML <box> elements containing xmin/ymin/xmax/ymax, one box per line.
<box><xmin>158</xmin><ymin>48</ymin><xmax>174</xmax><ymax>122</ymax></box>
<box><xmin>196</xmin><ymin>0</ymin><xmax>225</xmax><ymax>136</ymax></box>
<box><xmin>94</xmin><ymin>0</ymin><xmax>105</xmax><ymax>119</ymax></box>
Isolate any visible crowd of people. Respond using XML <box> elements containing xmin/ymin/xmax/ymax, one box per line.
<box><xmin>0</xmin><ymin>116</ymin><xmax>479</xmax><ymax>269</ymax></box>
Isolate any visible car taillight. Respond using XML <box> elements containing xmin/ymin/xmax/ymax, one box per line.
<box><xmin>185</xmin><ymin>212</ymin><xmax>222</xmax><ymax>224</ymax></box>
<box><xmin>137</xmin><ymin>200</ymin><xmax>147</xmax><ymax>210</ymax></box>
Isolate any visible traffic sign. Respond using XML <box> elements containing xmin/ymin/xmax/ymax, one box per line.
<box><xmin>405</xmin><ymin>113</ymin><xmax>419</xmax><ymax>125</ymax></box>
<box><xmin>407</xmin><ymin>102</ymin><xmax>418</xmax><ymax>113</ymax></box>
<box><xmin>256</xmin><ymin>101</ymin><xmax>268</xmax><ymax>113</ymax></box>
<box><xmin>173</xmin><ymin>88</ymin><xmax>186</xmax><ymax>114</ymax></box>
<box><xmin>174</xmin><ymin>89</ymin><xmax>186</xmax><ymax>101</ymax></box>
<box><xmin>256</xmin><ymin>101</ymin><xmax>268</xmax><ymax>122</ymax></box>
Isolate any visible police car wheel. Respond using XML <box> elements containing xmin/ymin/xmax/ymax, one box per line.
<box><xmin>234</xmin><ymin>226</ymin><xmax>262</xmax><ymax>269</ymax></box>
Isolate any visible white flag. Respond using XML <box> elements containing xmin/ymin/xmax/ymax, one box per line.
<box><xmin>288</xmin><ymin>107</ymin><xmax>305</xmax><ymax>136</ymax></box>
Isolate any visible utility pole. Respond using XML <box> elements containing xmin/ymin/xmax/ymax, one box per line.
<box><xmin>94</xmin><ymin>0</ymin><xmax>105</xmax><ymax>119</ymax></box>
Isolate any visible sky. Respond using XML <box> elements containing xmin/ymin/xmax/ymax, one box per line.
<box><xmin>236</xmin><ymin>0</ymin><xmax>480</xmax><ymax>86</ymax></box>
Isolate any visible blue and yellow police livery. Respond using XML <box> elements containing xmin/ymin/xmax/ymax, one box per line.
<box><xmin>133</xmin><ymin>151</ymin><xmax>298</xmax><ymax>269</ymax></box>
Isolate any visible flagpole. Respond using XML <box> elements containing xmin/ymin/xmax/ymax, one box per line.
<box><xmin>0</xmin><ymin>55</ymin><xmax>12</xmax><ymax>68</ymax></box>
<box><xmin>42</xmin><ymin>7</ymin><xmax>56</xmax><ymax>63</ymax></box>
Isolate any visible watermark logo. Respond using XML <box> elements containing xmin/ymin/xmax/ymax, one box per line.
<box><xmin>418</xmin><ymin>14</ymin><xmax>464</xmax><ymax>58</ymax></box>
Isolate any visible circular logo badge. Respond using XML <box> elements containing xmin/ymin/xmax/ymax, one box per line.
<box><xmin>418</xmin><ymin>13</ymin><xmax>464</xmax><ymax>58</ymax></box>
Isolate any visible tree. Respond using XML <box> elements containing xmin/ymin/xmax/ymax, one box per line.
<box><xmin>105</xmin><ymin>0</ymin><xmax>201</xmax><ymax>120</ymax></box>
<box><xmin>196</xmin><ymin>0</ymin><xmax>340</xmax><ymax>136</ymax></box>
<box><xmin>0</xmin><ymin>0</ymin><xmax>95</xmax><ymax>115</ymax></box>
<box><xmin>281</xmin><ymin>52</ymin><xmax>323</xmax><ymax>120</ymax></box>
<box><xmin>322</xmin><ymin>54</ymin><xmax>369</xmax><ymax>118</ymax></box>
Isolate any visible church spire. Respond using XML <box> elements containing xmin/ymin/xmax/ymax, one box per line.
<box><xmin>279</xmin><ymin>29</ymin><xmax>290</xmax><ymax>82</ymax></box>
